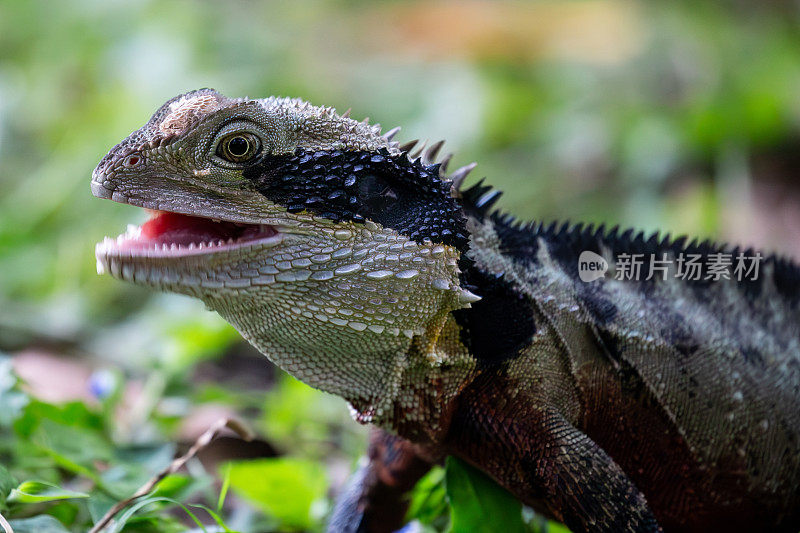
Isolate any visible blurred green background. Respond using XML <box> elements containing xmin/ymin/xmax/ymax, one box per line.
<box><xmin>0</xmin><ymin>1</ymin><xmax>799</xmax><ymax>531</ymax></box>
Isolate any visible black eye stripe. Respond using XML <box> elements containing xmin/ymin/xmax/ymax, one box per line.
<box><xmin>242</xmin><ymin>148</ymin><xmax>469</xmax><ymax>250</ymax></box>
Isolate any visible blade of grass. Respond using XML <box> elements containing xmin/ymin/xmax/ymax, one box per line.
<box><xmin>89</xmin><ymin>418</ymin><xmax>253</xmax><ymax>533</ymax></box>
<box><xmin>216</xmin><ymin>463</ymin><xmax>231</xmax><ymax>515</ymax></box>
<box><xmin>108</xmin><ymin>496</ymin><xmax>207</xmax><ymax>533</ymax></box>
<box><xmin>190</xmin><ymin>504</ymin><xmax>237</xmax><ymax>533</ymax></box>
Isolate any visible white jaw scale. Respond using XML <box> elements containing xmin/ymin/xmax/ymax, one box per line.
<box><xmin>95</xmin><ymin>224</ymin><xmax>284</xmax><ymax>275</ymax></box>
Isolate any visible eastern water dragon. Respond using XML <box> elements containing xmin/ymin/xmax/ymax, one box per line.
<box><xmin>91</xmin><ymin>89</ymin><xmax>800</xmax><ymax>532</ymax></box>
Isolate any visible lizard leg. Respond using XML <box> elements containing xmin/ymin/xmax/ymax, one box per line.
<box><xmin>328</xmin><ymin>428</ymin><xmax>434</xmax><ymax>533</ymax></box>
<box><xmin>534</xmin><ymin>412</ymin><xmax>661</xmax><ymax>533</ymax></box>
<box><xmin>452</xmin><ymin>406</ymin><xmax>661</xmax><ymax>533</ymax></box>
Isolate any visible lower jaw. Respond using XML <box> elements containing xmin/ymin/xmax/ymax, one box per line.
<box><xmin>95</xmin><ymin>230</ymin><xmax>284</xmax><ymax>285</ymax></box>
<box><xmin>96</xmin><ymin>252</ymin><xmax>239</xmax><ymax>290</ymax></box>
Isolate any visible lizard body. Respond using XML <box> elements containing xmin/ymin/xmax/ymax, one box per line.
<box><xmin>92</xmin><ymin>89</ymin><xmax>800</xmax><ymax>532</ymax></box>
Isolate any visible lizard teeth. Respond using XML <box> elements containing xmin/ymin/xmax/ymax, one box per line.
<box><xmin>95</xmin><ymin>223</ymin><xmax>284</xmax><ymax>262</ymax></box>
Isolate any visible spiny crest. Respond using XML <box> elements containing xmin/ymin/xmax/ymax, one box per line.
<box><xmin>459</xmin><ymin>179</ymin><xmax>503</xmax><ymax>218</ymax></box>
<box><xmin>490</xmin><ymin>211</ymin><xmax>800</xmax><ymax>304</ymax></box>
<box><xmin>533</xmin><ymin>220</ymin><xmax>735</xmax><ymax>259</ymax></box>
<box><xmin>264</xmin><ymin>96</ymin><xmax>380</xmax><ymax>129</ymax></box>
<box><xmin>312</xmin><ymin>109</ymin><xmax>485</xmax><ymax>203</ymax></box>
<box><xmin>500</xmin><ymin>216</ymin><xmax>735</xmax><ymax>259</ymax></box>
<box><xmin>398</xmin><ymin>139</ymin><xmax>501</xmax><ymax>218</ymax></box>
<box><xmin>388</xmin><ymin>134</ymin><xmax>494</xmax><ymax>213</ymax></box>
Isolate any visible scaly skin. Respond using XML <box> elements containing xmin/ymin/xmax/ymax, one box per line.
<box><xmin>92</xmin><ymin>89</ymin><xmax>800</xmax><ymax>532</ymax></box>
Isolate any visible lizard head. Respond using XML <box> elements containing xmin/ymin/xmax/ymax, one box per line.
<box><xmin>93</xmin><ymin>88</ymin><xmax>481</xmax><ymax>402</ymax></box>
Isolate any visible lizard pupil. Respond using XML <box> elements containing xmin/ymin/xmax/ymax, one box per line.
<box><xmin>217</xmin><ymin>132</ymin><xmax>261</xmax><ymax>163</ymax></box>
<box><xmin>227</xmin><ymin>136</ymin><xmax>249</xmax><ymax>157</ymax></box>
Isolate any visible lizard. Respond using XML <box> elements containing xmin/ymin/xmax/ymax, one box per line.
<box><xmin>91</xmin><ymin>88</ymin><xmax>800</xmax><ymax>532</ymax></box>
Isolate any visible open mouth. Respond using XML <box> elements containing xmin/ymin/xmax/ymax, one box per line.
<box><xmin>96</xmin><ymin>210</ymin><xmax>283</xmax><ymax>260</ymax></box>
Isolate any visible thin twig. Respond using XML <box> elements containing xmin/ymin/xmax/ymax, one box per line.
<box><xmin>0</xmin><ymin>511</ymin><xmax>13</xmax><ymax>533</ymax></box>
<box><xmin>89</xmin><ymin>418</ymin><xmax>253</xmax><ymax>533</ymax></box>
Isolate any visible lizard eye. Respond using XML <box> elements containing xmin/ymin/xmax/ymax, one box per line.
<box><xmin>216</xmin><ymin>132</ymin><xmax>261</xmax><ymax>163</ymax></box>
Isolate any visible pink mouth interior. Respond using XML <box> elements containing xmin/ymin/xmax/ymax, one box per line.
<box><xmin>141</xmin><ymin>211</ymin><xmax>263</xmax><ymax>245</ymax></box>
<box><xmin>112</xmin><ymin>211</ymin><xmax>279</xmax><ymax>254</ymax></box>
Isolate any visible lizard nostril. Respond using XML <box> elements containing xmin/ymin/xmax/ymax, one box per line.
<box><xmin>124</xmin><ymin>154</ymin><xmax>141</xmax><ymax>167</ymax></box>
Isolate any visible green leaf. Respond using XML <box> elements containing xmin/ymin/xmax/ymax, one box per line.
<box><xmin>100</xmin><ymin>443</ymin><xmax>178</xmax><ymax>496</ymax></box>
<box><xmin>8</xmin><ymin>480</ymin><xmax>89</xmax><ymax>504</ymax></box>
<box><xmin>44</xmin><ymin>501</ymin><xmax>80</xmax><ymax>529</ymax></box>
<box><xmin>32</xmin><ymin>419</ymin><xmax>113</xmax><ymax>466</ymax></box>
<box><xmin>261</xmin><ymin>374</ymin><xmax>351</xmax><ymax>450</ymax></box>
<box><xmin>444</xmin><ymin>456</ymin><xmax>525</xmax><ymax>533</ymax></box>
<box><xmin>522</xmin><ymin>506</ymin><xmax>574</xmax><ymax>533</ymax></box>
<box><xmin>224</xmin><ymin>457</ymin><xmax>328</xmax><ymax>530</ymax></box>
<box><xmin>14</xmin><ymin>400</ymin><xmax>105</xmax><ymax>440</ymax></box>
<box><xmin>0</xmin><ymin>464</ymin><xmax>19</xmax><ymax>508</ymax></box>
<box><xmin>406</xmin><ymin>466</ymin><xmax>448</xmax><ymax>527</ymax></box>
<box><xmin>7</xmin><ymin>515</ymin><xmax>70</xmax><ymax>533</ymax></box>
<box><xmin>0</xmin><ymin>357</ymin><xmax>28</xmax><ymax>428</ymax></box>
<box><xmin>88</xmin><ymin>492</ymin><xmax>118</xmax><ymax>525</ymax></box>
<box><xmin>150</xmin><ymin>474</ymin><xmax>192</xmax><ymax>499</ymax></box>
<box><xmin>546</xmin><ymin>521</ymin><xmax>572</xmax><ymax>533</ymax></box>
